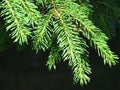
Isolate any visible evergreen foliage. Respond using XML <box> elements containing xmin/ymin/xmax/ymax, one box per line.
<box><xmin>0</xmin><ymin>0</ymin><xmax>119</xmax><ymax>86</ymax></box>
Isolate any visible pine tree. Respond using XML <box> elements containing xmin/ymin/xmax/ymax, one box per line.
<box><xmin>0</xmin><ymin>0</ymin><xmax>119</xmax><ymax>86</ymax></box>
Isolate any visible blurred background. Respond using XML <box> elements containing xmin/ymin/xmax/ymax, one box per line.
<box><xmin>0</xmin><ymin>36</ymin><xmax>120</xmax><ymax>90</ymax></box>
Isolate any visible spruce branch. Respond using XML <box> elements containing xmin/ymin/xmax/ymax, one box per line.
<box><xmin>19</xmin><ymin>0</ymin><xmax>39</xmax><ymax>25</ymax></box>
<box><xmin>53</xmin><ymin>9</ymin><xmax>91</xmax><ymax>85</ymax></box>
<box><xmin>1</xmin><ymin>0</ymin><xmax>31</xmax><ymax>45</ymax></box>
<box><xmin>60</xmin><ymin>1</ymin><xmax>118</xmax><ymax>66</ymax></box>
<box><xmin>32</xmin><ymin>10</ymin><xmax>53</xmax><ymax>51</ymax></box>
<box><xmin>46</xmin><ymin>44</ymin><xmax>61</xmax><ymax>70</ymax></box>
<box><xmin>0</xmin><ymin>0</ymin><xmax>119</xmax><ymax>86</ymax></box>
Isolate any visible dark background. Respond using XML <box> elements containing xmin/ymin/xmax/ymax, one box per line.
<box><xmin>0</xmin><ymin>36</ymin><xmax>120</xmax><ymax>90</ymax></box>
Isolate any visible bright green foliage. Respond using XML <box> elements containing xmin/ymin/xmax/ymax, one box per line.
<box><xmin>46</xmin><ymin>44</ymin><xmax>61</xmax><ymax>70</ymax></box>
<box><xmin>0</xmin><ymin>0</ymin><xmax>119</xmax><ymax>86</ymax></box>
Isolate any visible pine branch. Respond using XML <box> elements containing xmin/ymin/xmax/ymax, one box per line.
<box><xmin>32</xmin><ymin>10</ymin><xmax>53</xmax><ymax>51</ymax></box>
<box><xmin>19</xmin><ymin>0</ymin><xmax>40</xmax><ymax>25</ymax></box>
<box><xmin>1</xmin><ymin>0</ymin><xmax>31</xmax><ymax>45</ymax></box>
<box><xmin>46</xmin><ymin>44</ymin><xmax>61</xmax><ymax>70</ymax></box>
<box><xmin>0</xmin><ymin>0</ymin><xmax>119</xmax><ymax>86</ymax></box>
<box><xmin>60</xmin><ymin>1</ymin><xmax>118</xmax><ymax>66</ymax></box>
<box><xmin>53</xmin><ymin>11</ymin><xmax>91</xmax><ymax>85</ymax></box>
